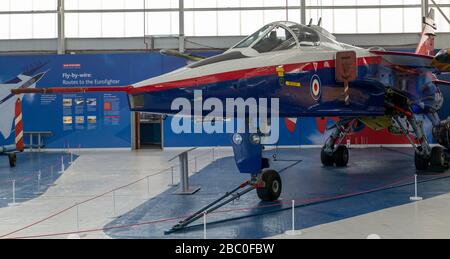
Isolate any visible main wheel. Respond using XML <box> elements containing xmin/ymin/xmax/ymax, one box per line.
<box><xmin>430</xmin><ymin>146</ymin><xmax>448</xmax><ymax>172</ymax></box>
<box><xmin>321</xmin><ymin>148</ymin><xmax>335</xmax><ymax>166</ymax></box>
<box><xmin>333</xmin><ymin>146</ymin><xmax>349</xmax><ymax>167</ymax></box>
<box><xmin>257</xmin><ymin>170</ymin><xmax>282</xmax><ymax>202</ymax></box>
<box><xmin>415</xmin><ymin>148</ymin><xmax>429</xmax><ymax>171</ymax></box>
<box><xmin>8</xmin><ymin>153</ymin><xmax>17</xmax><ymax>168</ymax></box>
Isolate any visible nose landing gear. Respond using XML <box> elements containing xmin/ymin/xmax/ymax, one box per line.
<box><xmin>256</xmin><ymin>170</ymin><xmax>282</xmax><ymax>202</ymax></box>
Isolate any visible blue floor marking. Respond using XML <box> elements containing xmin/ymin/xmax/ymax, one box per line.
<box><xmin>0</xmin><ymin>152</ymin><xmax>77</xmax><ymax>208</ymax></box>
<box><xmin>104</xmin><ymin>148</ymin><xmax>450</xmax><ymax>239</ymax></box>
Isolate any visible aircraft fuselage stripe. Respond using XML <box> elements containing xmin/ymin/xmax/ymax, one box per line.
<box><xmin>129</xmin><ymin>56</ymin><xmax>381</xmax><ymax>95</ymax></box>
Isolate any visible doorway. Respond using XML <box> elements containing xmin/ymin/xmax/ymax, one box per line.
<box><xmin>135</xmin><ymin>113</ymin><xmax>163</xmax><ymax>149</ymax></box>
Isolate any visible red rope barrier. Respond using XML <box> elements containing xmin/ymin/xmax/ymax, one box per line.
<box><xmin>3</xmin><ymin>174</ymin><xmax>418</xmax><ymax>239</ymax></box>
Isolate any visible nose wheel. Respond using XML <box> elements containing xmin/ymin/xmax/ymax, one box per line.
<box><xmin>321</xmin><ymin>145</ymin><xmax>349</xmax><ymax>168</ymax></box>
<box><xmin>256</xmin><ymin>170</ymin><xmax>282</xmax><ymax>202</ymax></box>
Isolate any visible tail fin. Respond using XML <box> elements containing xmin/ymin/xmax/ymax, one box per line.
<box><xmin>416</xmin><ymin>9</ymin><xmax>436</xmax><ymax>56</ymax></box>
<box><xmin>14</xmin><ymin>98</ymin><xmax>24</xmax><ymax>152</ymax></box>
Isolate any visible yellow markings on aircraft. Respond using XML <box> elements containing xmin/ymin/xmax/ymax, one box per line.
<box><xmin>276</xmin><ymin>65</ymin><xmax>285</xmax><ymax>77</ymax></box>
<box><xmin>435</xmin><ymin>62</ymin><xmax>450</xmax><ymax>71</ymax></box>
<box><xmin>432</xmin><ymin>59</ymin><xmax>450</xmax><ymax>72</ymax></box>
<box><xmin>285</xmin><ymin>81</ymin><xmax>302</xmax><ymax>87</ymax></box>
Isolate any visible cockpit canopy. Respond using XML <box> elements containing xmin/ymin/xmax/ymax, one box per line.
<box><xmin>232</xmin><ymin>21</ymin><xmax>321</xmax><ymax>53</ymax></box>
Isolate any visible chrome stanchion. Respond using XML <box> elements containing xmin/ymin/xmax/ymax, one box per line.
<box><xmin>285</xmin><ymin>200</ymin><xmax>302</xmax><ymax>236</ymax></box>
<box><xmin>8</xmin><ymin>180</ymin><xmax>19</xmax><ymax>207</ymax></box>
<box><xmin>410</xmin><ymin>174</ymin><xmax>423</xmax><ymax>201</ymax></box>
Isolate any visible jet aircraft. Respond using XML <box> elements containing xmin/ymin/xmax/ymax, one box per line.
<box><xmin>13</xmin><ymin>10</ymin><xmax>450</xmax><ymax>204</ymax></box>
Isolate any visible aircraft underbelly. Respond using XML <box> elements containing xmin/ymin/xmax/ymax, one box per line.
<box><xmin>128</xmin><ymin>63</ymin><xmax>386</xmax><ymax>118</ymax></box>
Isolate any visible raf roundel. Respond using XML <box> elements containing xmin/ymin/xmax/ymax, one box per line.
<box><xmin>310</xmin><ymin>75</ymin><xmax>322</xmax><ymax>101</ymax></box>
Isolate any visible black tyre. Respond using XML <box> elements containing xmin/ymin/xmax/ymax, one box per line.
<box><xmin>415</xmin><ymin>149</ymin><xmax>429</xmax><ymax>171</ymax></box>
<box><xmin>333</xmin><ymin>146</ymin><xmax>349</xmax><ymax>167</ymax></box>
<box><xmin>430</xmin><ymin>146</ymin><xmax>448</xmax><ymax>172</ymax></box>
<box><xmin>8</xmin><ymin>153</ymin><xmax>17</xmax><ymax>168</ymax></box>
<box><xmin>321</xmin><ymin>148</ymin><xmax>335</xmax><ymax>166</ymax></box>
<box><xmin>257</xmin><ymin>170</ymin><xmax>282</xmax><ymax>202</ymax></box>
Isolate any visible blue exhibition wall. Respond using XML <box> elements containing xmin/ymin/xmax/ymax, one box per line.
<box><xmin>0</xmin><ymin>51</ymin><xmax>449</xmax><ymax>149</ymax></box>
<box><xmin>0</xmin><ymin>53</ymin><xmax>191</xmax><ymax>148</ymax></box>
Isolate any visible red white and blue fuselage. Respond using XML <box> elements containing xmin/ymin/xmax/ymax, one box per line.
<box><xmin>127</xmin><ymin>22</ymin><xmax>443</xmax><ymax>119</ymax></box>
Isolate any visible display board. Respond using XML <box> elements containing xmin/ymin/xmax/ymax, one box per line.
<box><xmin>0</xmin><ymin>53</ymin><xmax>186</xmax><ymax>148</ymax></box>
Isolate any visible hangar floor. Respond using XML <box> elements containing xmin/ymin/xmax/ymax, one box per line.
<box><xmin>1</xmin><ymin>147</ymin><xmax>450</xmax><ymax>239</ymax></box>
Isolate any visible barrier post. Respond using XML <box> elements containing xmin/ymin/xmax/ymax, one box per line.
<box><xmin>38</xmin><ymin>170</ymin><xmax>41</xmax><ymax>189</ymax></box>
<box><xmin>146</xmin><ymin>176</ymin><xmax>150</xmax><ymax>197</ymax></box>
<box><xmin>285</xmin><ymin>200</ymin><xmax>302</xmax><ymax>236</ymax></box>
<box><xmin>8</xmin><ymin>180</ymin><xmax>19</xmax><ymax>207</ymax></box>
<box><xmin>168</xmin><ymin>166</ymin><xmax>177</xmax><ymax>187</ymax></box>
<box><xmin>76</xmin><ymin>202</ymin><xmax>80</xmax><ymax>232</ymax></box>
<box><xmin>203</xmin><ymin>211</ymin><xmax>207</xmax><ymax>239</ymax></box>
<box><xmin>113</xmin><ymin>191</ymin><xmax>116</xmax><ymax>217</ymax></box>
<box><xmin>59</xmin><ymin>156</ymin><xmax>65</xmax><ymax>174</ymax></box>
<box><xmin>34</xmin><ymin>170</ymin><xmax>44</xmax><ymax>195</ymax></box>
<box><xmin>109</xmin><ymin>190</ymin><xmax>118</xmax><ymax>219</ymax></box>
<box><xmin>70</xmin><ymin>150</ymin><xmax>74</xmax><ymax>165</ymax></box>
<box><xmin>410</xmin><ymin>174</ymin><xmax>423</xmax><ymax>201</ymax></box>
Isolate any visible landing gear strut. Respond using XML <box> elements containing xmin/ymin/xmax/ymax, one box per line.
<box><xmin>165</xmin><ymin>180</ymin><xmax>256</xmax><ymax>235</ymax></box>
<box><xmin>8</xmin><ymin>153</ymin><xmax>16</xmax><ymax>168</ymax></box>
<box><xmin>395</xmin><ymin>115</ymin><xmax>449</xmax><ymax>173</ymax></box>
<box><xmin>321</xmin><ymin>119</ymin><xmax>354</xmax><ymax>168</ymax></box>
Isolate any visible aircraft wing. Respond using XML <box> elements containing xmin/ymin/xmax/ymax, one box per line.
<box><xmin>370</xmin><ymin>50</ymin><xmax>435</xmax><ymax>71</ymax></box>
<box><xmin>0</xmin><ymin>96</ymin><xmax>16</xmax><ymax>139</ymax></box>
<box><xmin>0</xmin><ymin>84</ymin><xmax>18</xmax><ymax>102</ymax></box>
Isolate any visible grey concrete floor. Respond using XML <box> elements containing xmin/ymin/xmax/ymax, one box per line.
<box><xmin>0</xmin><ymin>148</ymin><xmax>232</xmax><ymax>239</ymax></box>
<box><xmin>271</xmin><ymin>193</ymin><xmax>450</xmax><ymax>239</ymax></box>
<box><xmin>2</xmin><ymin>147</ymin><xmax>450</xmax><ymax>239</ymax></box>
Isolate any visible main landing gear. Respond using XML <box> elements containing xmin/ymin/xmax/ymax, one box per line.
<box><xmin>321</xmin><ymin>119</ymin><xmax>355</xmax><ymax>168</ymax></box>
<box><xmin>394</xmin><ymin>115</ymin><xmax>449</xmax><ymax>173</ymax></box>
